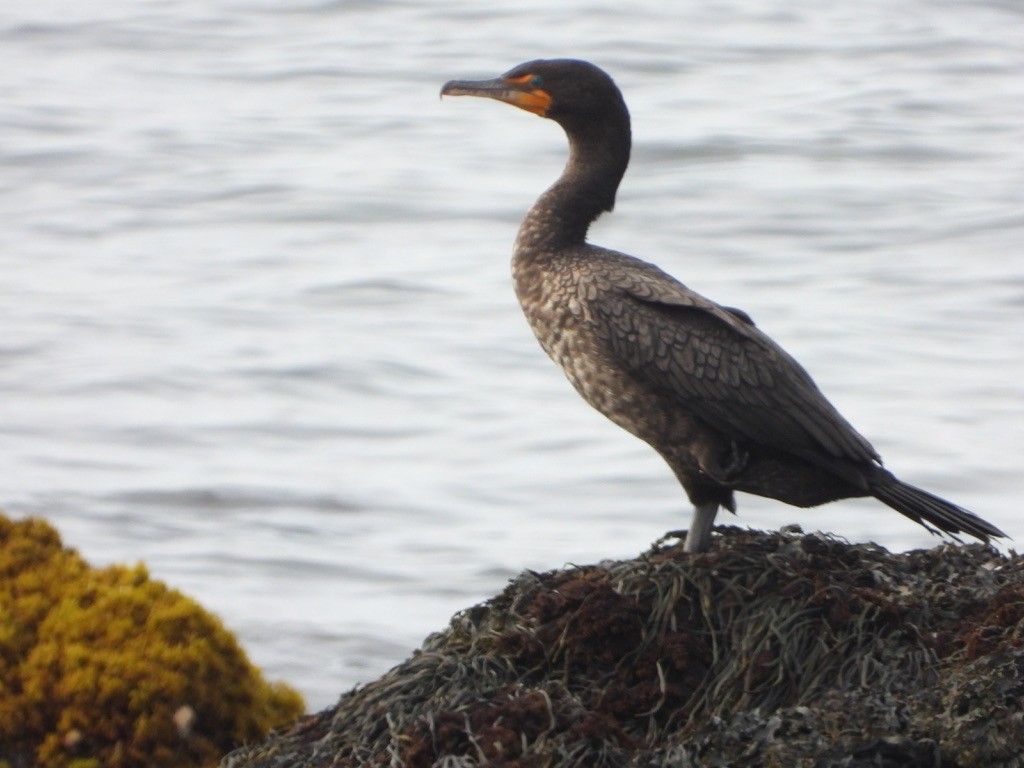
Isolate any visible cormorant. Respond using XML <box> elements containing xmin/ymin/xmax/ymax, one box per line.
<box><xmin>440</xmin><ymin>59</ymin><xmax>1005</xmax><ymax>553</ymax></box>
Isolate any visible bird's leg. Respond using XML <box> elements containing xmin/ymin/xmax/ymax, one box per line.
<box><xmin>683</xmin><ymin>501</ymin><xmax>719</xmax><ymax>553</ymax></box>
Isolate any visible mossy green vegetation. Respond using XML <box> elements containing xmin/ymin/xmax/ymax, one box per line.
<box><xmin>0</xmin><ymin>513</ymin><xmax>304</xmax><ymax>768</ymax></box>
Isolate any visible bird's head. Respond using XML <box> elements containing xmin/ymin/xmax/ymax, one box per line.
<box><xmin>441</xmin><ymin>59</ymin><xmax>627</xmax><ymax>132</ymax></box>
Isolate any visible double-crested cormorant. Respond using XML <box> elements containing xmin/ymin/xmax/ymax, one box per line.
<box><xmin>441</xmin><ymin>59</ymin><xmax>1005</xmax><ymax>553</ymax></box>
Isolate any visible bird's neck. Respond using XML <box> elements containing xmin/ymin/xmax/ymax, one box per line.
<box><xmin>514</xmin><ymin>117</ymin><xmax>631</xmax><ymax>256</ymax></box>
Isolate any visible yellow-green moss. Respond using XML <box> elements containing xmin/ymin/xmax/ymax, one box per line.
<box><xmin>0</xmin><ymin>513</ymin><xmax>305</xmax><ymax>768</ymax></box>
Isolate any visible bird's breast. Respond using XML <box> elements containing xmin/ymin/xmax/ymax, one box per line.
<box><xmin>513</xmin><ymin>258</ymin><xmax>591</xmax><ymax>375</ymax></box>
<box><xmin>512</xmin><ymin>257</ymin><xmax>657</xmax><ymax>436</ymax></box>
<box><xmin>511</xmin><ymin>253</ymin><xmax>731</xmax><ymax>481</ymax></box>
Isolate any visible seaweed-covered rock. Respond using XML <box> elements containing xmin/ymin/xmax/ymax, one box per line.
<box><xmin>0</xmin><ymin>513</ymin><xmax>305</xmax><ymax>768</ymax></box>
<box><xmin>221</xmin><ymin>526</ymin><xmax>1024</xmax><ymax>768</ymax></box>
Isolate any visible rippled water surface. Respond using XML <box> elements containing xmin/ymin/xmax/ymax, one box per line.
<box><xmin>2</xmin><ymin>0</ymin><xmax>1022</xmax><ymax>709</ymax></box>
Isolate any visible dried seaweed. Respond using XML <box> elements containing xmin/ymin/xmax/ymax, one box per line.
<box><xmin>221</xmin><ymin>526</ymin><xmax>1024</xmax><ymax>768</ymax></box>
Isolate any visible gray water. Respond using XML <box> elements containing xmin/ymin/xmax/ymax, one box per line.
<box><xmin>1</xmin><ymin>0</ymin><xmax>1022</xmax><ymax>711</ymax></box>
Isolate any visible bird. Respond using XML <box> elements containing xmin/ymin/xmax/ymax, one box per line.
<box><xmin>440</xmin><ymin>59</ymin><xmax>1005</xmax><ymax>553</ymax></box>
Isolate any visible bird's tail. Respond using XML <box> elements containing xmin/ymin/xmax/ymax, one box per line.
<box><xmin>870</xmin><ymin>472</ymin><xmax>1006</xmax><ymax>544</ymax></box>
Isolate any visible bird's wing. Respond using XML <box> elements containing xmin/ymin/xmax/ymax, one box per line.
<box><xmin>588</xmin><ymin>259</ymin><xmax>880</xmax><ymax>467</ymax></box>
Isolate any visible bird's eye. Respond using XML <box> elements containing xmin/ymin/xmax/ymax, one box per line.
<box><xmin>529</xmin><ymin>75</ymin><xmax>544</xmax><ymax>89</ymax></box>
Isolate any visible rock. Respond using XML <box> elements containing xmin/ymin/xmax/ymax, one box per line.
<box><xmin>221</xmin><ymin>526</ymin><xmax>1024</xmax><ymax>768</ymax></box>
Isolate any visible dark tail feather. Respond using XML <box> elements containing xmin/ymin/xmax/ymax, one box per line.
<box><xmin>871</xmin><ymin>474</ymin><xmax>1006</xmax><ymax>544</ymax></box>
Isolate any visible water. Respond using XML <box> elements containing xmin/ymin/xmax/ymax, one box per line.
<box><xmin>1</xmin><ymin>0</ymin><xmax>1022</xmax><ymax>711</ymax></box>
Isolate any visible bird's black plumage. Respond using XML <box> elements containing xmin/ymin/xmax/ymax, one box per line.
<box><xmin>441</xmin><ymin>59</ymin><xmax>1005</xmax><ymax>552</ymax></box>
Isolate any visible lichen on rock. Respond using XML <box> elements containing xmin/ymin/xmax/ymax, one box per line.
<box><xmin>0</xmin><ymin>513</ymin><xmax>304</xmax><ymax>768</ymax></box>
<box><xmin>221</xmin><ymin>525</ymin><xmax>1024</xmax><ymax>768</ymax></box>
